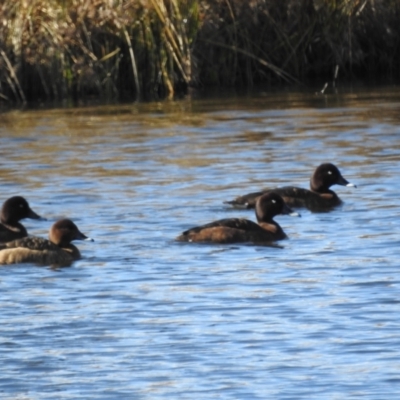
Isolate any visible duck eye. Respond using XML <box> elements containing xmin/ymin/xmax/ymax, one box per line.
<box><xmin>272</xmin><ymin>200</ymin><xmax>276</xmax><ymax>204</ymax></box>
<box><xmin>328</xmin><ymin>171</ymin><xmax>332</xmax><ymax>175</ymax></box>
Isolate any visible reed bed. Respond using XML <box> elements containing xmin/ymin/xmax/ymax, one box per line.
<box><xmin>0</xmin><ymin>0</ymin><xmax>198</xmax><ymax>103</ymax></box>
<box><xmin>0</xmin><ymin>0</ymin><xmax>399</xmax><ymax>103</ymax></box>
<box><xmin>194</xmin><ymin>0</ymin><xmax>400</xmax><ymax>87</ymax></box>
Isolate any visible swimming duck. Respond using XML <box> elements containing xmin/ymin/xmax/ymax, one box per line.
<box><xmin>225</xmin><ymin>163</ymin><xmax>355</xmax><ymax>212</ymax></box>
<box><xmin>177</xmin><ymin>192</ymin><xmax>299</xmax><ymax>244</ymax></box>
<box><xmin>0</xmin><ymin>218</ymin><xmax>93</xmax><ymax>266</ymax></box>
<box><xmin>0</xmin><ymin>196</ymin><xmax>43</xmax><ymax>243</ymax></box>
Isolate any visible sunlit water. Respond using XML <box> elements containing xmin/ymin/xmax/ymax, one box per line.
<box><xmin>1</xmin><ymin>86</ymin><xmax>400</xmax><ymax>399</ymax></box>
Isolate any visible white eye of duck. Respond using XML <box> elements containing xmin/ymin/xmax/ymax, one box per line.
<box><xmin>272</xmin><ymin>199</ymin><xmax>276</xmax><ymax>204</ymax></box>
<box><xmin>328</xmin><ymin>171</ymin><xmax>332</xmax><ymax>175</ymax></box>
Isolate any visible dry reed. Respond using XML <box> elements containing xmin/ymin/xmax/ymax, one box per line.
<box><xmin>0</xmin><ymin>0</ymin><xmax>399</xmax><ymax>103</ymax></box>
<box><xmin>0</xmin><ymin>0</ymin><xmax>198</xmax><ymax>103</ymax></box>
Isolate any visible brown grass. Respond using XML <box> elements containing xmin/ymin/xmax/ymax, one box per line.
<box><xmin>0</xmin><ymin>0</ymin><xmax>399</xmax><ymax>103</ymax></box>
<box><xmin>0</xmin><ymin>0</ymin><xmax>198</xmax><ymax>103</ymax></box>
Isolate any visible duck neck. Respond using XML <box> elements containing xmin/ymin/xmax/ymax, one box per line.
<box><xmin>60</xmin><ymin>244</ymin><xmax>81</xmax><ymax>260</ymax></box>
<box><xmin>258</xmin><ymin>220</ymin><xmax>284</xmax><ymax>236</ymax></box>
<box><xmin>257</xmin><ymin>216</ymin><xmax>280</xmax><ymax>228</ymax></box>
<box><xmin>256</xmin><ymin>215</ymin><xmax>274</xmax><ymax>224</ymax></box>
<box><xmin>1</xmin><ymin>221</ymin><xmax>27</xmax><ymax>235</ymax></box>
<box><xmin>310</xmin><ymin>179</ymin><xmax>331</xmax><ymax>193</ymax></box>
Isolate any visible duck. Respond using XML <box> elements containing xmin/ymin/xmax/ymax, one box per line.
<box><xmin>177</xmin><ymin>192</ymin><xmax>300</xmax><ymax>244</ymax></box>
<box><xmin>224</xmin><ymin>163</ymin><xmax>356</xmax><ymax>212</ymax></box>
<box><xmin>0</xmin><ymin>196</ymin><xmax>44</xmax><ymax>243</ymax></box>
<box><xmin>0</xmin><ymin>218</ymin><xmax>94</xmax><ymax>266</ymax></box>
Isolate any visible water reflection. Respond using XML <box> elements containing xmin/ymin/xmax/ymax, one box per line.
<box><xmin>1</xmin><ymin>85</ymin><xmax>400</xmax><ymax>398</ymax></box>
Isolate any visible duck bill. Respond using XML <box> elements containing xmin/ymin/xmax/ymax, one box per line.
<box><xmin>337</xmin><ymin>175</ymin><xmax>357</xmax><ymax>188</ymax></box>
<box><xmin>27</xmin><ymin>208</ymin><xmax>46</xmax><ymax>220</ymax></box>
<box><xmin>281</xmin><ymin>203</ymin><xmax>301</xmax><ymax>217</ymax></box>
<box><xmin>76</xmin><ymin>231</ymin><xmax>94</xmax><ymax>242</ymax></box>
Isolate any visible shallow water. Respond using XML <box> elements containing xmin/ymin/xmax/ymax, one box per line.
<box><xmin>1</xmin><ymin>86</ymin><xmax>400</xmax><ymax>399</ymax></box>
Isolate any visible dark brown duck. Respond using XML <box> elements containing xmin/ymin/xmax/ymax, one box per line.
<box><xmin>177</xmin><ymin>192</ymin><xmax>300</xmax><ymax>244</ymax></box>
<box><xmin>0</xmin><ymin>196</ymin><xmax>43</xmax><ymax>243</ymax></box>
<box><xmin>225</xmin><ymin>163</ymin><xmax>356</xmax><ymax>212</ymax></box>
<box><xmin>0</xmin><ymin>218</ymin><xmax>93</xmax><ymax>266</ymax></box>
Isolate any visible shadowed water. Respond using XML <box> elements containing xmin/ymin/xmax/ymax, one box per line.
<box><xmin>1</xmin><ymin>86</ymin><xmax>400</xmax><ymax>399</ymax></box>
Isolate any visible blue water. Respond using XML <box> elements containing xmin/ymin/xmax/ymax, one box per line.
<box><xmin>1</xmin><ymin>86</ymin><xmax>400</xmax><ymax>399</ymax></box>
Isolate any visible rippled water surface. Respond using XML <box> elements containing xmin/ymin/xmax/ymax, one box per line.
<box><xmin>1</xmin><ymin>86</ymin><xmax>400</xmax><ymax>399</ymax></box>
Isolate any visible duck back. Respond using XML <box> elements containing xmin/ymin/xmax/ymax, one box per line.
<box><xmin>177</xmin><ymin>217</ymin><xmax>286</xmax><ymax>244</ymax></box>
<box><xmin>0</xmin><ymin>237</ymin><xmax>81</xmax><ymax>267</ymax></box>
